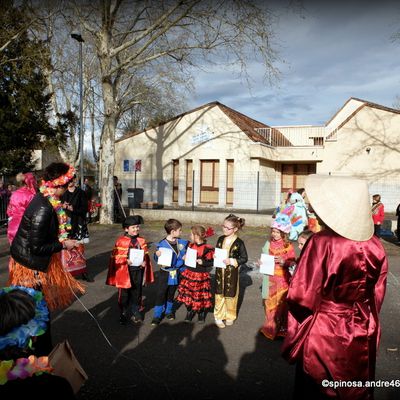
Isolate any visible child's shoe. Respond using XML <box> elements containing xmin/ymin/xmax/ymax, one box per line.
<box><xmin>151</xmin><ymin>317</ymin><xmax>161</xmax><ymax>326</ymax></box>
<box><xmin>225</xmin><ymin>319</ymin><xmax>234</xmax><ymax>326</ymax></box>
<box><xmin>184</xmin><ymin>310</ymin><xmax>195</xmax><ymax>323</ymax></box>
<box><xmin>119</xmin><ymin>313</ymin><xmax>128</xmax><ymax>325</ymax></box>
<box><xmin>131</xmin><ymin>311</ymin><xmax>143</xmax><ymax>323</ymax></box>
<box><xmin>165</xmin><ymin>312</ymin><xmax>175</xmax><ymax>320</ymax></box>
<box><xmin>215</xmin><ymin>319</ymin><xmax>225</xmax><ymax>329</ymax></box>
<box><xmin>198</xmin><ymin>311</ymin><xmax>206</xmax><ymax>324</ymax></box>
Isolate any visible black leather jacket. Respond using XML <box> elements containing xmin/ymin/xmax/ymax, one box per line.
<box><xmin>11</xmin><ymin>193</ymin><xmax>63</xmax><ymax>271</ymax></box>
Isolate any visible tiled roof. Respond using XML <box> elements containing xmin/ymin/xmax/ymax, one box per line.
<box><xmin>116</xmin><ymin>101</ymin><xmax>290</xmax><ymax>146</ymax></box>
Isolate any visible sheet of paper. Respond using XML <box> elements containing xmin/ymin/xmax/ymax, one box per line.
<box><xmin>259</xmin><ymin>253</ymin><xmax>275</xmax><ymax>276</ymax></box>
<box><xmin>214</xmin><ymin>248</ymin><xmax>228</xmax><ymax>269</ymax></box>
<box><xmin>158</xmin><ymin>247</ymin><xmax>173</xmax><ymax>266</ymax></box>
<box><xmin>184</xmin><ymin>247</ymin><xmax>197</xmax><ymax>268</ymax></box>
<box><xmin>129</xmin><ymin>248</ymin><xmax>144</xmax><ymax>266</ymax></box>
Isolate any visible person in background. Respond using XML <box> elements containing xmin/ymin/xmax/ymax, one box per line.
<box><xmin>6</xmin><ymin>172</ymin><xmax>37</xmax><ymax>245</ymax></box>
<box><xmin>371</xmin><ymin>194</ymin><xmax>384</xmax><ymax>237</ymax></box>
<box><xmin>113</xmin><ymin>176</ymin><xmax>123</xmax><ymax>223</ymax></box>
<box><xmin>61</xmin><ymin>175</ymin><xmax>91</xmax><ymax>282</ymax></box>
<box><xmin>214</xmin><ymin>214</ymin><xmax>248</xmax><ymax>329</ymax></box>
<box><xmin>396</xmin><ymin>201</ymin><xmax>400</xmax><ymax>242</ymax></box>
<box><xmin>0</xmin><ymin>286</ymin><xmax>75</xmax><ymax>399</ymax></box>
<box><xmin>106</xmin><ymin>215</ymin><xmax>154</xmax><ymax>324</ymax></box>
<box><xmin>282</xmin><ymin>175</ymin><xmax>388</xmax><ymax>399</ymax></box>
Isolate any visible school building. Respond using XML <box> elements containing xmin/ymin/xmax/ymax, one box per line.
<box><xmin>114</xmin><ymin>97</ymin><xmax>400</xmax><ymax>212</ymax></box>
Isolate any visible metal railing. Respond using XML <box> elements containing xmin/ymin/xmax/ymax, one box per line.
<box><xmin>255</xmin><ymin>126</ymin><xmax>338</xmax><ymax>147</ymax></box>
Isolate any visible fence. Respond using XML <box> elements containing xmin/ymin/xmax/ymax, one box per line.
<box><xmin>119</xmin><ymin>170</ymin><xmax>400</xmax><ymax>213</ymax></box>
<box><xmin>0</xmin><ymin>195</ymin><xmax>9</xmax><ymax>227</ymax></box>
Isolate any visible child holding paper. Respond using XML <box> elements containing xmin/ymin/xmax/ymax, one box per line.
<box><xmin>214</xmin><ymin>214</ymin><xmax>248</xmax><ymax>328</ymax></box>
<box><xmin>176</xmin><ymin>225</ymin><xmax>215</xmax><ymax>323</ymax></box>
<box><xmin>106</xmin><ymin>215</ymin><xmax>154</xmax><ymax>324</ymax></box>
<box><xmin>259</xmin><ymin>213</ymin><xmax>295</xmax><ymax>340</ymax></box>
<box><xmin>151</xmin><ymin>219</ymin><xmax>189</xmax><ymax>325</ymax></box>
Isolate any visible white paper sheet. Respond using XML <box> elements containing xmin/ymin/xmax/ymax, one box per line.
<box><xmin>129</xmin><ymin>248</ymin><xmax>144</xmax><ymax>266</ymax></box>
<box><xmin>157</xmin><ymin>247</ymin><xmax>173</xmax><ymax>266</ymax></box>
<box><xmin>184</xmin><ymin>247</ymin><xmax>197</xmax><ymax>268</ymax></box>
<box><xmin>259</xmin><ymin>253</ymin><xmax>275</xmax><ymax>276</ymax></box>
<box><xmin>214</xmin><ymin>248</ymin><xmax>228</xmax><ymax>269</ymax></box>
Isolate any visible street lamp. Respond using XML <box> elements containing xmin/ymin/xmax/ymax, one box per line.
<box><xmin>71</xmin><ymin>31</ymin><xmax>85</xmax><ymax>189</ymax></box>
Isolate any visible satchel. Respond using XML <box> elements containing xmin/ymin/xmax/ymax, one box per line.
<box><xmin>281</xmin><ymin>312</ymin><xmax>317</xmax><ymax>364</ymax></box>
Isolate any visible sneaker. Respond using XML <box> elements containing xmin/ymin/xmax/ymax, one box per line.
<box><xmin>165</xmin><ymin>313</ymin><xmax>175</xmax><ymax>320</ymax></box>
<box><xmin>119</xmin><ymin>314</ymin><xmax>128</xmax><ymax>325</ymax></box>
<box><xmin>151</xmin><ymin>317</ymin><xmax>161</xmax><ymax>326</ymax></box>
<box><xmin>131</xmin><ymin>312</ymin><xmax>143</xmax><ymax>323</ymax></box>
<box><xmin>198</xmin><ymin>312</ymin><xmax>206</xmax><ymax>324</ymax></box>
<box><xmin>215</xmin><ymin>319</ymin><xmax>225</xmax><ymax>329</ymax></box>
<box><xmin>225</xmin><ymin>320</ymin><xmax>234</xmax><ymax>326</ymax></box>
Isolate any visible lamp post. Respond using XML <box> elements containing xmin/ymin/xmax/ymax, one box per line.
<box><xmin>71</xmin><ymin>31</ymin><xmax>85</xmax><ymax>189</ymax></box>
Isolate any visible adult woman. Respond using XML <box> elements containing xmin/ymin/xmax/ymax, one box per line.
<box><xmin>371</xmin><ymin>194</ymin><xmax>384</xmax><ymax>237</ymax></box>
<box><xmin>282</xmin><ymin>175</ymin><xmax>388</xmax><ymax>399</ymax></box>
<box><xmin>61</xmin><ymin>176</ymin><xmax>91</xmax><ymax>281</ymax></box>
<box><xmin>6</xmin><ymin>172</ymin><xmax>37</xmax><ymax>244</ymax></box>
<box><xmin>0</xmin><ymin>286</ymin><xmax>75</xmax><ymax>398</ymax></box>
<box><xmin>9</xmin><ymin>163</ymin><xmax>84</xmax><ymax>312</ymax></box>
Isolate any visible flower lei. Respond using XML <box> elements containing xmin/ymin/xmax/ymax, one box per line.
<box><xmin>0</xmin><ymin>287</ymin><xmax>49</xmax><ymax>353</ymax></box>
<box><xmin>39</xmin><ymin>185</ymin><xmax>71</xmax><ymax>242</ymax></box>
<box><xmin>0</xmin><ymin>355</ymin><xmax>52</xmax><ymax>385</ymax></box>
<box><xmin>41</xmin><ymin>164</ymin><xmax>75</xmax><ymax>188</ymax></box>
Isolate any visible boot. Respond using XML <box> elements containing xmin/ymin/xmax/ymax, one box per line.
<box><xmin>198</xmin><ymin>311</ymin><xmax>206</xmax><ymax>324</ymax></box>
<box><xmin>184</xmin><ymin>310</ymin><xmax>195</xmax><ymax>323</ymax></box>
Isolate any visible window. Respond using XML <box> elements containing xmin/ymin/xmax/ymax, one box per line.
<box><xmin>226</xmin><ymin>160</ymin><xmax>234</xmax><ymax>205</ymax></box>
<box><xmin>200</xmin><ymin>160</ymin><xmax>219</xmax><ymax>204</ymax></box>
<box><xmin>172</xmin><ymin>160</ymin><xmax>179</xmax><ymax>202</ymax></box>
<box><xmin>186</xmin><ymin>160</ymin><xmax>193</xmax><ymax>203</ymax></box>
<box><xmin>281</xmin><ymin>163</ymin><xmax>316</xmax><ymax>192</ymax></box>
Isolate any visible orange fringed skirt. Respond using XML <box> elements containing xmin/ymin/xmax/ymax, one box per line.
<box><xmin>8</xmin><ymin>253</ymin><xmax>85</xmax><ymax>311</ymax></box>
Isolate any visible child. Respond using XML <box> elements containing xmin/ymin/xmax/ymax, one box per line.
<box><xmin>176</xmin><ymin>225</ymin><xmax>215</xmax><ymax>324</ymax></box>
<box><xmin>289</xmin><ymin>229</ymin><xmax>314</xmax><ymax>276</ymax></box>
<box><xmin>106</xmin><ymin>215</ymin><xmax>154</xmax><ymax>324</ymax></box>
<box><xmin>259</xmin><ymin>212</ymin><xmax>295</xmax><ymax>340</ymax></box>
<box><xmin>152</xmin><ymin>219</ymin><xmax>188</xmax><ymax>325</ymax></box>
<box><xmin>214</xmin><ymin>214</ymin><xmax>248</xmax><ymax>328</ymax></box>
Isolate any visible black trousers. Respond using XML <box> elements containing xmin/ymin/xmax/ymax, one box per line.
<box><xmin>154</xmin><ymin>269</ymin><xmax>177</xmax><ymax>306</ymax></box>
<box><xmin>118</xmin><ymin>267</ymin><xmax>144</xmax><ymax>314</ymax></box>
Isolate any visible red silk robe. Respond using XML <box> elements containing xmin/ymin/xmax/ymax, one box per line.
<box><xmin>283</xmin><ymin>229</ymin><xmax>388</xmax><ymax>399</ymax></box>
<box><xmin>106</xmin><ymin>235</ymin><xmax>154</xmax><ymax>288</ymax></box>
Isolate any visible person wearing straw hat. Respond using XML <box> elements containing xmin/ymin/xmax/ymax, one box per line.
<box><xmin>282</xmin><ymin>175</ymin><xmax>388</xmax><ymax>399</ymax></box>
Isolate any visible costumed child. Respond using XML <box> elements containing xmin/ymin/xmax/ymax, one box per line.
<box><xmin>259</xmin><ymin>212</ymin><xmax>295</xmax><ymax>340</ymax></box>
<box><xmin>0</xmin><ymin>286</ymin><xmax>75</xmax><ymax>398</ymax></box>
<box><xmin>151</xmin><ymin>219</ymin><xmax>188</xmax><ymax>325</ymax></box>
<box><xmin>106</xmin><ymin>215</ymin><xmax>154</xmax><ymax>324</ymax></box>
<box><xmin>214</xmin><ymin>214</ymin><xmax>248</xmax><ymax>329</ymax></box>
<box><xmin>176</xmin><ymin>225</ymin><xmax>215</xmax><ymax>324</ymax></box>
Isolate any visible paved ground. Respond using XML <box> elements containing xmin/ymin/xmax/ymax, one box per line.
<box><xmin>0</xmin><ymin>220</ymin><xmax>399</xmax><ymax>399</ymax></box>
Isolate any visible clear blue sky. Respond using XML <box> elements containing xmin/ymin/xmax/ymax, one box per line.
<box><xmin>189</xmin><ymin>0</ymin><xmax>400</xmax><ymax>126</ymax></box>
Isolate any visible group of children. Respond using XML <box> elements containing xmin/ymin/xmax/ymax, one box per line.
<box><xmin>106</xmin><ymin>210</ymin><xmax>311</xmax><ymax>335</ymax></box>
<box><xmin>106</xmin><ymin>213</ymin><xmax>248</xmax><ymax>328</ymax></box>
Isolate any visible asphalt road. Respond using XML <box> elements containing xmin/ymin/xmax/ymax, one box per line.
<box><xmin>0</xmin><ymin>222</ymin><xmax>399</xmax><ymax>399</ymax></box>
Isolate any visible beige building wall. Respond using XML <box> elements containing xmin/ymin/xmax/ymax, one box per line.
<box><xmin>319</xmin><ymin>105</ymin><xmax>400</xmax><ymax>210</ymax></box>
<box><xmin>115</xmin><ymin>105</ymin><xmax>277</xmax><ymax>210</ymax></box>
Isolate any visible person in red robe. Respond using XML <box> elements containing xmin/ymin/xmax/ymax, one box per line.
<box><xmin>282</xmin><ymin>175</ymin><xmax>388</xmax><ymax>399</ymax></box>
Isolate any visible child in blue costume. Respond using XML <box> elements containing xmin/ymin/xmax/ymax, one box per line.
<box><xmin>151</xmin><ymin>219</ymin><xmax>188</xmax><ymax>325</ymax></box>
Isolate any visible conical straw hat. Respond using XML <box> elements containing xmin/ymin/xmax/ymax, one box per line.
<box><xmin>305</xmin><ymin>174</ymin><xmax>374</xmax><ymax>241</ymax></box>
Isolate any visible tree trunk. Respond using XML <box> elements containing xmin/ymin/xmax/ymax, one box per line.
<box><xmin>99</xmin><ymin>77</ymin><xmax>117</xmax><ymax>224</ymax></box>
